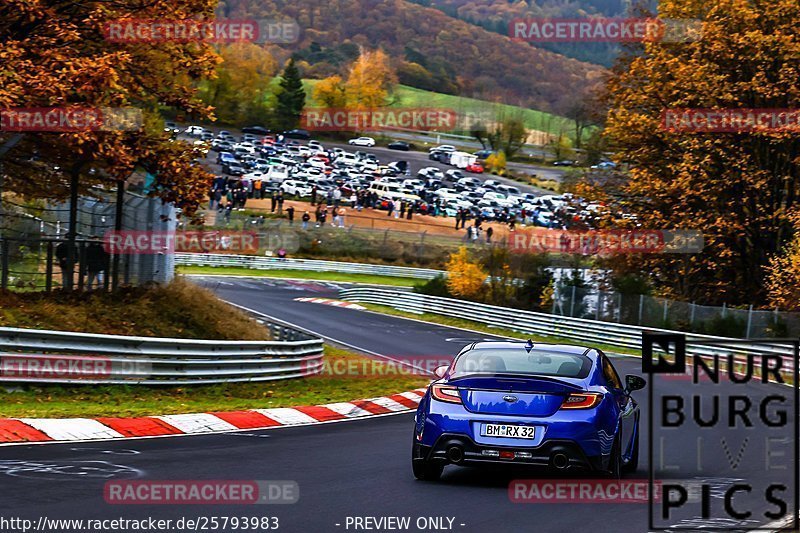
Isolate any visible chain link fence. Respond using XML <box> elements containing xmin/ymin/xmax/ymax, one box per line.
<box><xmin>551</xmin><ymin>284</ymin><xmax>791</xmax><ymax>338</ymax></box>
<box><xmin>0</xmin><ymin>190</ymin><xmax>175</xmax><ymax>291</ymax></box>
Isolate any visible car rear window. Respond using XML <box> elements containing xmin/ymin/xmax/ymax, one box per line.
<box><xmin>452</xmin><ymin>348</ymin><xmax>591</xmax><ymax>378</ymax></box>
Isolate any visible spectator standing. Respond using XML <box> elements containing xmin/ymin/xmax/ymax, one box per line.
<box><xmin>486</xmin><ymin>226</ymin><xmax>494</xmax><ymax>244</ymax></box>
<box><xmin>286</xmin><ymin>205</ymin><xmax>295</xmax><ymax>225</ymax></box>
<box><xmin>55</xmin><ymin>241</ymin><xmax>74</xmax><ymax>288</ymax></box>
<box><xmin>338</xmin><ymin>207</ymin><xmax>346</xmax><ymax>228</ymax></box>
<box><xmin>270</xmin><ymin>191</ymin><xmax>277</xmax><ymax>213</ymax></box>
<box><xmin>387</xmin><ymin>199</ymin><xmax>394</xmax><ymax>217</ymax></box>
<box><xmin>311</xmin><ymin>185</ymin><xmax>318</xmax><ymax>206</ymax></box>
<box><xmin>277</xmin><ymin>190</ymin><xmax>285</xmax><ymax>214</ymax></box>
<box><xmin>302</xmin><ymin>211</ymin><xmax>311</xmax><ymax>229</ymax></box>
<box><xmin>84</xmin><ymin>236</ymin><xmax>109</xmax><ymax>290</ymax></box>
<box><xmin>407</xmin><ymin>202</ymin><xmax>414</xmax><ymax>220</ymax></box>
<box><xmin>393</xmin><ymin>199</ymin><xmax>401</xmax><ymax>218</ymax></box>
<box><xmin>455</xmin><ymin>208</ymin><xmax>462</xmax><ymax>229</ymax></box>
<box><xmin>400</xmin><ymin>201</ymin><xmax>406</xmax><ymax>218</ymax></box>
<box><xmin>319</xmin><ymin>208</ymin><xmax>327</xmax><ymax>227</ymax></box>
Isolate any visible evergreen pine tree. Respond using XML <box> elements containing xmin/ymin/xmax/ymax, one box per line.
<box><xmin>275</xmin><ymin>59</ymin><xmax>306</xmax><ymax>130</ymax></box>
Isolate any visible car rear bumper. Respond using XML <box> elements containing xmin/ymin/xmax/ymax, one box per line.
<box><xmin>414</xmin><ymin>433</ymin><xmax>604</xmax><ymax>471</ymax></box>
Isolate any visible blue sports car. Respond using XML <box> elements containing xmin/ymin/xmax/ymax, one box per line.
<box><xmin>412</xmin><ymin>341</ymin><xmax>646</xmax><ymax>480</ymax></box>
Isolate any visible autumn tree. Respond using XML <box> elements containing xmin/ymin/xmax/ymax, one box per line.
<box><xmin>486</xmin><ymin>115</ymin><xmax>528</xmax><ymax>158</ymax></box>
<box><xmin>0</xmin><ymin>0</ymin><xmax>221</xmax><ymax>287</ymax></box>
<box><xmin>0</xmin><ymin>0</ymin><xmax>219</xmax><ymax>218</ymax></box>
<box><xmin>274</xmin><ymin>58</ymin><xmax>306</xmax><ymax>130</ymax></box>
<box><xmin>201</xmin><ymin>42</ymin><xmax>277</xmax><ymax>125</ymax></box>
<box><xmin>312</xmin><ymin>75</ymin><xmax>347</xmax><ymax>108</ymax></box>
<box><xmin>603</xmin><ymin>0</ymin><xmax>800</xmax><ymax>305</ymax></box>
<box><xmin>344</xmin><ymin>49</ymin><xmax>397</xmax><ymax>108</ymax></box>
<box><xmin>445</xmin><ymin>247</ymin><xmax>486</xmax><ymax>299</ymax></box>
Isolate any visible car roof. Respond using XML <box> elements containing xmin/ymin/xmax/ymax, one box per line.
<box><xmin>468</xmin><ymin>341</ymin><xmax>595</xmax><ymax>358</ymax></box>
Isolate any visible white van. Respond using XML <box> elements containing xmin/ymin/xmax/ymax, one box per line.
<box><xmin>368</xmin><ymin>182</ymin><xmax>420</xmax><ymax>203</ymax></box>
<box><xmin>264</xmin><ymin>164</ymin><xmax>289</xmax><ymax>182</ymax></box>
<box><xmin>336</xmin><ymin>152</ymin><xmax>359</xmax><ymax>166</ymax></box>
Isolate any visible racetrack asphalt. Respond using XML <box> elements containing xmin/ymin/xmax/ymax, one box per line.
<box><xmin>0</xmin><ymin>276</ymin><xmax>794</xmax><ymax>533</ymax></box>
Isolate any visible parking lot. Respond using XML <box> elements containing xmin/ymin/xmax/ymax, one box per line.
<box><xmin>173</xmin><ymin>123</ymin><xmax>614</xmax><ymax>232</ymax></box>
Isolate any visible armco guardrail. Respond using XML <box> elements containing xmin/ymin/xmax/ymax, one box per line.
<box><xmin>176</xmin><ymin>253</ymin><xmax>445</xmax><ymax>280</ymax></box>
<box><xmin>0</xmin><ymin>319</ymin><xmax>323</xmax><ymax>385</ymax></box>
<box><xmin>339</xmin><ymin>288</ymin><xmax>795</xmax><ymax>375</ymax></box>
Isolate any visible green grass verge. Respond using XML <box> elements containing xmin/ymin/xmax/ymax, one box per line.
<box><xmin>302</xmin><ymin>80</ymin><xmax>576</xmax><ymax>138</ymax></box>
<box><xmin>178</xmin><ymin>265</ymin><xmax>420</xmax><ymax>287</ymax></box>
<box><xmin>359</xmin><ymin>303</ymin><xmax>640</xmax><ymax>358</ymax></box>
<box><xmin>0</xmin><ymin>346</ymin><xmax>429</xmax><ymax>418</ymax></box>
<box><xmin>0</xmin><ymin>280</ymin><xmax>271</xmax><ymax>339</ymax></box>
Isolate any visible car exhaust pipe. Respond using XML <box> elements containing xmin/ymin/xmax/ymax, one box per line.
<box><xmin>551</xmin><ymin>453</ymin><xmax>569</xmax><ymax>470</ymax></box>
<box><xmin>446</xmin><ymin>446</ymin><xmax>464</xmax><ymax>464</ymax></box>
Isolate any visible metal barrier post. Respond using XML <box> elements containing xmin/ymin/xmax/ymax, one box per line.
<box><xmin>0</xmin><ymin>239</ymin><xmax>8</xmax><ymax>290</ymax></box>
<box><xmin>45</xmin><ymin>241</ymin><xmax>53</xmax><ymax>292</ymax></box>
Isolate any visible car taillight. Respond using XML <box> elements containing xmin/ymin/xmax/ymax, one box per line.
<box><xmin>560</xmin><ymin>393</ymin><xmax>602</xmax><ymax>409</ymax></box>
<box><xmin>431</xmin><ymin>385</ymin><xmax>462</xmax><ymax>404</ymax></box>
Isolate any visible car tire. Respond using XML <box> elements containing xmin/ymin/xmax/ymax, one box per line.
<box><xmin>606</xmin><ymin>436</ymin><xmax>623</xmax><ymax>479</ymax></box>
<box><xmin>412</xmin><ymin>438</ymin><xmax>443</xmax><ymax>481</ymax></box>
<box><xmin>622</xmin><ymin>427</ymin><xmax>639</xmax><ymax>474</ymax></box>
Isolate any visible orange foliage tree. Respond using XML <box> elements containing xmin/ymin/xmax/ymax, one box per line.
<box><xmin>445</xmin><ymin>247</ymin><xmax>487</xmax><ymax>299</ymax></box>
<box><xmin>0</xmin><ymin>0</ymin><xmax>221</xmax><ymax>218</ymax></box>
<box><xmin>603</xmin><ymin>0</ymin><xmax>800</xmax><ymax>305</ymax></box>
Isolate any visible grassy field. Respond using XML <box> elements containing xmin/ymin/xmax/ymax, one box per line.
<box><xmin>302</xmin><ymin>80</ymin><xmax>574</xmax><ymax>137</ymax></box>
<box><xmin>0</xmin><ymin>346</ymin><xmax>429</xmax><ymax>418</ymax></box>
<box><xmin>178</xmin><ymin>266</ymin><xmax>420</xmax><ymax>287</ymax></box>
<box><xmin>359</xmin><ymin>303</ymin><xmax>639</xmax><ymax>358</ymax></box>
<box><xmin>0</xmin><ymin>280</ymin><xmax>270</xmax><ymax>339</ymax></box>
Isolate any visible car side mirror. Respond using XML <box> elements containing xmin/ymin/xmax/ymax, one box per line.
<box><xmin>433</xmin><ymin>365</ymin><xmax>449</xmax><ymax>379</ymax></box>
<box><xmin>625</xmin><ymin>375</ymin><xmax>646</xmax><ymax>393</ymax></box>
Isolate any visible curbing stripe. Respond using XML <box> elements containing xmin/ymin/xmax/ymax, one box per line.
<box><xmin>19</xmin><ymin>418</ymin><xmax>124</xmax><ymax>441</ymax></box>
<box><xmin>154</xmin><ymin>413</ymin><xmax>239</xmax><ymax>434</ymax></box>
<box><xmin>96</xmin><ymin>417</ymin><xmax>183</xmax><ymax>437</ymax></box>
<box><xmin>0</xmin><ymin>420</ymin><xmax>54</xmax><ymax>443</ymax></box>
<box><xmin>209</xmin><ymin>411</ymin><xmax>283</xmax><ymax>430</ymax></box>
<box><xmin>0</xmin><ymin>389</ymin><xmax>426</xmax><ymax>446</ymax></box>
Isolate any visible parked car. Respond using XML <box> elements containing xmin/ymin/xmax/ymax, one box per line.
<box><xmin>465</xmin><ymin>162</ymin><xmax>484</xmax><ymax>173</ymax></box>
<box><xmin>222</xmin><ymin>163</ymin><xmax>245</xmax><ymax>176</ymax></box>
<box><xmin>473</xmin><ymin>149</ymin><xmax>495</xmax><ymax>160</ymax></box>
<box><xmin>348</xmin><ymin>136</ymin><xmax>376</xmax><ymax>147</ymax></box>
<box><xmin>281</xmin><ymin>180</ymin><xmax>312</xmax><ymax>197</ymax></box>
<box><xmin>591</xmin><ymin>161</ymin><xmax>617</xmax><ymax>170</ymax></box>
<box><xmin>388</xmin><ymin>141</ymin><xmax>411</xmax><ymax>151</ymax></box>
<box><xmin>553</xmin><ymin>160</ymin><xmax>578</xmax><ymax>166</ymax></box>
<box><xmin>283</xmin><ymin>129</ymin><xmax>311</xmax><ymax>140</ymax></box>
<box><xmin>164</xmin><ymin>122</ymin><xmax>180</xmax><ymax>135</ymax></box>
<box><xmin>242</xmin><ymin>125</ymin><xmax>271</xmax><ymax>135</ymax></box>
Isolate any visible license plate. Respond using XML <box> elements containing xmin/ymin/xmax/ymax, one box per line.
<box><xmin>480</xmin><ymin>423</ymin><xmax>536</xmax><ymax>439</ymax></box>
